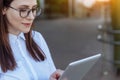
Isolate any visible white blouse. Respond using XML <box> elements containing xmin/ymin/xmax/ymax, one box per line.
<box><xmin>0</xmin><ymin>31</ymin><xmax>56</xmax><ymax>80</ymax></box>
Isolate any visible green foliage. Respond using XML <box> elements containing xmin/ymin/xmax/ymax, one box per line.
<box><xmin>45</xmin><ymin>0</ymin><xmax>68</xmax><ymax>17</ymax></box>
<box><xmin>37</xmin><ymin>0</ymin><xmax>40</xmax><ymax>9</ymax></box>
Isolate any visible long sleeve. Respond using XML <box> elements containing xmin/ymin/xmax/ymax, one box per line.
<box><xmin>0</xmin><ymin>31</ymin><xmax>56</xmax><ymax>80</ymax></box>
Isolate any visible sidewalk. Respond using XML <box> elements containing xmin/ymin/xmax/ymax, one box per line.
<box><xmin>35</xmin><ymin>18</ymin><xmax>120</xmax><ymax>80</ymax></box>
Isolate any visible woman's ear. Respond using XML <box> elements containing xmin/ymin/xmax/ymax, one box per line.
<box><xmin>2</xmin><ymin>8</ymin><xmax>7</xmax><ymax>15</ymax></box>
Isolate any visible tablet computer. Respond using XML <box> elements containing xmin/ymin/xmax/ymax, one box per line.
<box><xmin>58</xmin><ymin>54</ymin><xmax>101</xmax><ymax>80</ymax></box>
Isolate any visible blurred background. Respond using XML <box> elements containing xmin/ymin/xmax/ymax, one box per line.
<box><xmin>34</xmin><ymin>0</ymin><xmax>120</xmax><ymax>80</ymax></box>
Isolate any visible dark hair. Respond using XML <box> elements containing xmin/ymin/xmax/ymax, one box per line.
<box><xmin>0</xmin><ymin>0</ymin><xmax>45</xmax><ymax>72</ymax></box>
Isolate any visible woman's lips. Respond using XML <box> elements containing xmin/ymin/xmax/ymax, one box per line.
<box><xmin>22</xmin><ymin>23</ymin><xmax>31</xmax><ymax>27</ymax></box>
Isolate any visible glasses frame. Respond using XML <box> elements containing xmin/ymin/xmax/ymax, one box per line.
<box><xmin>9</xmin><ymin>6</ymin><xmax>41</xmax><ymax>18</ymax></box>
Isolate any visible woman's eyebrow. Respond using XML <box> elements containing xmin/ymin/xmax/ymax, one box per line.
<box><xmin>19</xmin><ymin>5</ymin><xmax>38</xmax><ymax>8</ymax></box>
<box><xmin>19</xmin><ymin>5</ymin><xmax>29</xmax><ymax>8</ymax></box>
<box><xmin>33</xmin><ymin>5</ymin><xmax>38</xmax><ymax>8</ymax></box>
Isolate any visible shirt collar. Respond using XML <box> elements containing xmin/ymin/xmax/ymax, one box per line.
<box><xmin>19</xmin><ymin>32</ymin><xmax>26</xmax><ymax>40</ymax></box>
<box><xmin>9</xmin><ymin>32</ymin><xmax>26</xmax><ymax>41</ymax></box>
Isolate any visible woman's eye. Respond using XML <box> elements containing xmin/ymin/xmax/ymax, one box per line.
<box><xmin>32</xmin><ymin>9</ymin><xmax>37</xmax><ymax>11</ymax></box>
<box><xmin>20</xmin><ymin>9</ymin><xmax>28</xmax><ymax>12</ymax></box>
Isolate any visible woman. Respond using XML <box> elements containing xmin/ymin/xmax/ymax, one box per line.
<box><xmin>0</xmin><ymin>0</ymin><xmax>63</xmax><ymax>80</ymax></box>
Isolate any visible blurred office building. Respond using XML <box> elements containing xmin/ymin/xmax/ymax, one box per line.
<box><xmin>37</xmin><ymin>0</ymin><xmax>110</xmax><ymax>19</ymax></box>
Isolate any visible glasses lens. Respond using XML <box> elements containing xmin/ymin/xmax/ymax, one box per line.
<box><xmin>20</xmin><ymin>9</ymin><xmax>28</xmax><ymax>18</ymax></box>
<box><xmin>19</xmin><ymin>8</ymin><xmax>41</xmax><ymax>18</ymax></box>
<box><xmin>32</xmin><ymin>8</ymin><xmax>37</xmax><ymax>16</ymax></box>
<box><xmin>36</xmin><ymin>8</ymin><xmax>41</xmax><ymax>16</ymax></box>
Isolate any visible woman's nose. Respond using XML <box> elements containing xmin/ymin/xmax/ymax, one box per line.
<box><xmin>27</xmin><ymin>11</ymin><xmax>35</xmax><ymax>20</ymax></box>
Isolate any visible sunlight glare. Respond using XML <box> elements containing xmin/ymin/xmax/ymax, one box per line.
<box><xmin>76</xmin><ymin>0</ymin><xmax>96</xmax><ymax>8</ymax></box>
<box><xmin>96</xmin><ymin>0</ymin><xmax>110</xmax><ymax>2</ymax></box>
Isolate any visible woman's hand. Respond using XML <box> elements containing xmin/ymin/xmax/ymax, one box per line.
<box><xmin>49</xmin><ymin>69</ymin><xmax>64</xmax><ymax>80</ymax></box>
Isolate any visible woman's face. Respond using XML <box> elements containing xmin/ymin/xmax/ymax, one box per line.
<box><xmin>4</xmin><ymin>0</ymin><xmax>37</xmax><ymax>35</ymax></box>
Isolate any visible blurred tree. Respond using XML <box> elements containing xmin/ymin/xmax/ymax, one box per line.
<box><xmin>44</xmin><ymin>0</ymin><xmax>68</xmax><ymax>19</ymax></box>
<box><xmin>37</xmin><ymin>0</ymin><xmax>40</xmax><ymax>9</ymax></box>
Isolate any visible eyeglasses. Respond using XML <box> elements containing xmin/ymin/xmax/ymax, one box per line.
<box><xmin>9</xmin><ymin>6</ymin><xmax>41</xmax><ymax>18</ymax></box>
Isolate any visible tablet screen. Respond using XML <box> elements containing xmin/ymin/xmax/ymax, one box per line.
<box><xmin>58</xmin><ymin>54</ymin><xmax>101</xmax><ymax>80</ymax></box>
